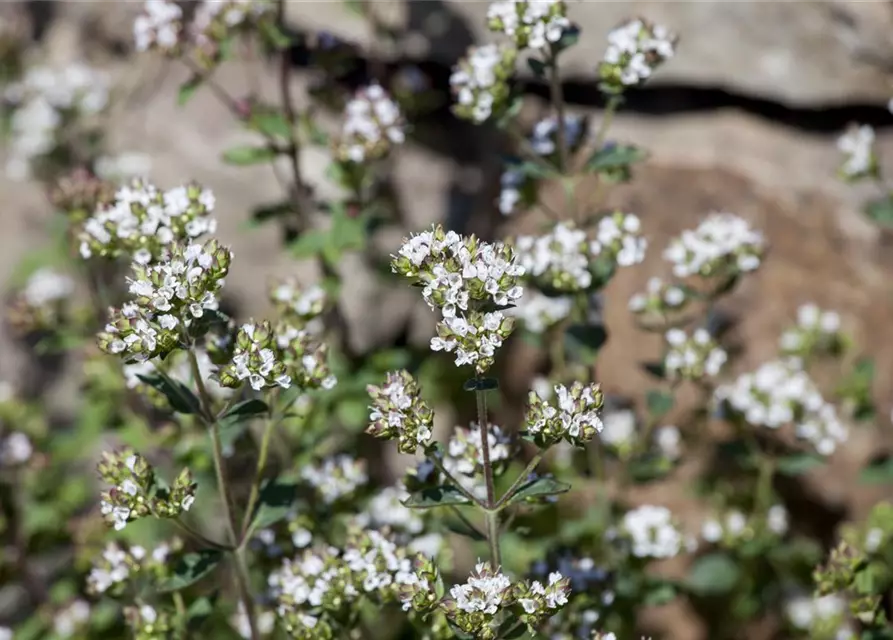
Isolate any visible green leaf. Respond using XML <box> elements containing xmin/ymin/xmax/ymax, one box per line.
<box><xmin>219</xmin><ymin>399</ymin><xmax>269</xmax><ymax>422</ymax></box>
<box><xmin>177</xmin><ymin>76</ymin><xmax>202</xmax><ymax>106</ymax></box>
<box><xmin>329</xmin><ymin>207</ymin><xmax>366</xmax><ymax>252</ymax></box>
<box><xmin>685</xmin><ymin>552</ymin><xmax>741</xmax><ymax>596</ymax></box>
<box><xmin>244</xmin><ymin>201</ymin><xmax>294</xmax><ymax>229</ymax></box>
<box><xmin>249</xmin><ymin>110</ymin><xmax>292</xmax><ymax>139</ymax></box>
<box><xmin>249</xmin><ymin>480</ymin><xmax>299</xmax><ymax>532</ymax></box>
<box><xmin>646</xmin><ymin>389</ymin><xmax>674</xmax><ymax>418</ymax></box>
<box><xmin>463</xmin><ymin>377</ymin><xmax>499</xmax><ymax>392</ymax></box>
<box><xmin>221</xmin><ymin>145</ymin><xmax>278</xmax><ymax>166</ymax></box>
<box><xmin>259</xmin><ymin>21</ymin><xmax>292</xmax><ymax>50</ymax></box>
<box><xmin>289</xmin><ymin>229</ymin><xmax>330</xmax><ymax>258</ymax></box>
<box><xmin>552</xmin><ymin>25</ymin><xmax>580</xmax><ymax>53</ymax></box>
<box><xmin>584</xmin><ymin>143</ymin><xmax>648</xmax><ymax>183</ymax></box>
<box><xmin>775</xmin><ymin>453</ymin><xmax>825</xmax><ymax>476</ymax></box>
<box><xmin>136</xmin><ymin>373</ymin><xmax>201</xmax><ymax>415</ymax></box>
<box><xmin>865</xmin><ymin>195</ymin><xmax>893</xmax><ymax>228</ymax></box>
<box><xmin>507</xmin><ymin>476</ymin><xmax>571</xmax><ymax>505</ymax></box>
<box><xmin>515</xmin><ymin>159</ymin><xmax>557</xmax><ymax>180</ymax></box>
<box><xmin>565</xmin><ymin>323</ymin><xmax>608</xmax><ymax>357</ymax></box>
<box><xmin>402</xmin><ymin>486</ymin><xmax>473</xmax><ymax>509</ymax></box>
<box><xmin>860</xmin><ymin>456</ymin><xmax>893</xmax><ymax>485</ymax></box>
<box><xmin>526</xmin><ymin>58</ymin><xmax>548</xmax><ymax>78</ymax></box>
<box><xmin>644</xmin><ymin>581</ymin><xmax>678</xmax><ymax>606</ymax></box>
<box><xmin>185</xmin><ymin>593</ymin><xmax>218</xmax><ymax>631</ymax></box>
<box><xmin>157</xmin><ymin>550</ymin><xmax>222</xmax><ymax>592</ymax></box>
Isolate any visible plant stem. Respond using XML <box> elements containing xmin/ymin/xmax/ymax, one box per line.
<box><xmin>187</xmin><ymin>351</ymin><xmax>260</xmax><ymax>640</ymax></box>
<box><xmin>241</xmin><ymin>404</ymin><xmax>282</xmax><ymax>539</ymax></box>
<box><xmin>494</xmin><ymin>451</ymin><xmax>544</xmax><ymax>510</ymax></box>
<box><xmin>592</xmin><ymin>94</ymin><xmax>622</xmax><ymax>152</ymax></box>
<box><xmin>475</xmin><ymin>385</ymin><xmax>502</xmax><ymax>567</ymax></box>
<box><xmin>548</xmin><ymin>48</ymin><xmax>568</xmax><ymax>173</ymax></box>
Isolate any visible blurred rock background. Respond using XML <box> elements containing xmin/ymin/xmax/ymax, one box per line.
<box><xmin>2</xmin><ymin>2</ymin><xmax>893</xmax><ymax>637</ymax></box>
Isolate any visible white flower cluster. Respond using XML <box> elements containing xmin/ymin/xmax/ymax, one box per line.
<box><xmin>98</xmin><ymin>451</ymin><xmax>195</xmax><ymax>531</ymax></box>
<box><xmin>628</xmin><ymin>276</ymin><xmax>687</xmax><ymax>314</ymax></box>
<box><xmin>785</xmin><ymin>593</ymin><xmax>854</xmax><ymax>638</ymax></box>
<box><xmin>135</xmin><ymin>0</ymin><xmax>272</xmax><ymax>55</ymax></box>
<box><xmin>271</xmin><ymin>280</ymin><xmax>326</xmax><ymax>323</ymax></box>
<box><xmin>450</xmin><ymin>43</ymin><xmax>516</xmax><ymax>124</ymax></box>
<box><xmin>530</xmin><ymin>114</ymin><xmax>586</xmax><ymax>156</ymax></box>
<box><xmin>654</xmin><ymin>424</ymin><xmax>682</xmax><ymax>461</ymax></box>
<box><xmin>134</xmin><ymin>0</ymin><xmax>183</xmax><ymax>52</ymax></box>
<box><xmin>715</xmin><ymin>359</ymin><xmax>848</xmax><ymax>456</ymax></box>
<box><xmin>221</xmin><ymin>321</ymin><xmax>292</xmax><ymax>391</ymax></box>
<box><xmin>509</xmin><ymin>289</ymin><xmax>573</xmax><ymax>334</ymax></box>
<box><xmin>525</xmin><ymin>382</ymin><xmax>604</xmax><ymax>448</ymax></box>
<box><xmin>515</xmin><ymin>222</ymin><xmax>596</xmax><ymax>291</ymax></box>
<box><xmin>53</xmin><ymin>600</ymin><xmax>90</xmax><ymax>638</ymax></box>
<box><xmin>87</xmin><ymin>540</ymin><xmax>172</xmax><ymax>594</ymax></box>
<box><xmin>0</xmin><ymin>431</ymin><xmax>33</xmax><ymax>465</ymax></box>
<box><xmin>516</xmin><ymin>571</ymin><xmax>571</xmax><ymax>616</ymax></box>
<box><xmin>664</xmin><ymin>327</ymin><xmax>727</xmax><ymax>381</ymax></box>
<box><xmin>366</xmin><ymin>370</ymin><xmax>435</xmax><ymax>454</ymax></box>
<box><xmin>444</xmin><ymin>422</ymin><xmax>513</xmax><ymax>500</ymax></box>
<box><xmin>837</xmin><ymin>124</ymin><xmax>876</xmax><ymax>180</ymax></box>
<box><xmin>619</xmin><ymin>505</ymin><xmax>690</xmax><ymax>559</ymax></box>
<box><xmin>20</xmin><ymin>268</ymin><xmax>75</xmax><ymax>308</ymax></box>
<box><xmin>599</xmin><ymin>409</ymin><xmax>637</xmax><ymax>451</ymax></box>
<box><xmin>79</xmin><ymin>179</ymin><xmax>217</xmax><ymax>264</ymax></box>
<box><xmin>599</xmin><ymin>18</ymin><xmax>676</xmax><ymax>92</ymax></box>
<box><xmin>486</xmin><ymin>0</ymin><xmax>569</xmax><ymax>49</ymax></box>
<box><xmin>337</xmin><ymin>83</ymin><xmax>406</xmax><ymax>163</ymax></box>
<box><xmin>498</xmin><ymin>167</ymin><xmax>526</xmax><ymax>215</ymax></box>
<box><xmin>703</xmin><ymin>507</ymin><xmax>789</xmax><ymax>546</ymax></box>
<box><xmin>3</xmin><ymin>63</ymin><xmax>109</xmax><ymax>180</ymax></box>
<box><xmin>99</xmin><ymin>240</ymin><xmax>230</xmax><ymax>362</ymax></box>
<box><xmin>450</xmin><ymin>562</ymin><xmax>513</xmax><ymax>615</ymax></box>
<box><xmin>354</xmin><ymin>484</ymin><xmax>425</xmax><ymax>537</ymax></box>
<box><xmin>301</xmin><ymin>455</ymin><xmax>368</xmax><ymax>504</ymax></box>
<box><xmin>592</xmin><ymin>212</ymin><xmax>647</xmax><ymax>267</ymax></box>
<box><xmin>232</xmin><ymin>603</ymin><xmax>277</xmax><ymax>640</ymax></box>
<box><xmin>393</xmin><ymin>225</ymin><xmax>524</xmax><ymax>373</ymax></box>
<box><xmin>779</xmin><ymin>303</ymin><xmax>842</xmax><ymax>356</ymax></box>
<box><xmin>271</xmin><ymin>530</ymin><xmax>417</xmax><ymax>630</ymax></box>
<box><xmin>192</xmin><ymin>0</ymin><xmax>272</xmax><ymax>46</ymax></box>
<box><xmin>663</xmin><ymin>212</ymin><xmax>764</xmax><ymax>279</ymax></box>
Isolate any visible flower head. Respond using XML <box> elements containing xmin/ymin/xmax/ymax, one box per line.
<box><xmin>716</xmin><ymin>359</ymin><xmax>848</xmax><ymax>455</ymax></box>
<box><xmin>663</xmin><ymin>327</ymin><xmax>727</xmax><ymax>381</ymax></box>
<box><xmin>663</xmin><ymin>212</ymin><xmax>764</xmax><ymax>279</ymax></box>
<box><xmin>78</xmin><ymin>179</ymin><xmax>217</xmax><ymax>264</ymax></box>
<box><xmin>98</xmin><ymin>239</ymin><xmax>231</xmax><ymax>362</ymax></box>
<box><xmin>336</xmin><ymin>83</ymin><xmax>405</xmax><ymax>163</ymax></box>
<box><xmin>486</xmin><ymin>0</ymin><xmax>570</xmax><ymax>50</ymax></box>
<box><xmin>598</xmin><ymin>17</ymin><xmax>677</xmax><ymax>93</ymax></box>
<box><xmin>837</xmin><ymin>124</ymin><xmax>877</xmax><ymax>180</ymax></box>
<box><xmin>525</xmin><ymin>382</ymin><xmax>604</xmax><ymax>448</ymax></box>
<box><xmin>393</xmin><ymin>225</ymin><xmax>524</xmax><ymax>373</ymax></box>
<box><xmin>301</xmin><ymin>455</ymin><xmax>368</xmax><ymax>504</ymax></box>
<box><xmin>366</xmin><ymin>370</ymin><xmax>435</xmax><ymax>454</ymax></box>
<box><xmin>450</xmin><ymin>43</ymin><xmax>517</xmax><ymax>124</ymax></box>
<box><xmin>620</xmin><ymin>504</ymin><xmax>688</xmax><ymax>559</ymax></box>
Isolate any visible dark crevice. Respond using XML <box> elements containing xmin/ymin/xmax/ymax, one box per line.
<box><xmin>285</xmin><ymin>32</ymin><xmax>893</xmax><ymax>134</ymax></box>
